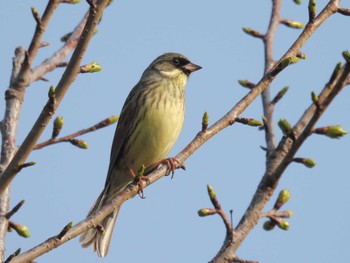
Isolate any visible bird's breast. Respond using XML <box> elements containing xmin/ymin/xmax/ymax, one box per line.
<box><xmin>126</xmin><ymin>85</ymin><xmax>185</xmax><ymax>171</ymax></box>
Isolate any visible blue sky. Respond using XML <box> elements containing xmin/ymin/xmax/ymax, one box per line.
<box><xmin>1</xmin><ymin>1</ymin><xmax>350</xmax><ymax>262</ymax></box>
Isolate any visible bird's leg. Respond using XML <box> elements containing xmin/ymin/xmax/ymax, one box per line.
<box><xmin>147</xmin><ymin>157</ymin><xmax>186</xmax><ymax>179</ymax></box>
<box><xmin>129</xmin><ymin>167</ymin><xmax>149</xmax><ymax>199</ymax></box>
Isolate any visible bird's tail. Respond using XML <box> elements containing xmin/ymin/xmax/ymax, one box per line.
<box><xmin>79</xmin><ymin>186</ymin><xmax>120</xmax><ymax>257</ymax></box>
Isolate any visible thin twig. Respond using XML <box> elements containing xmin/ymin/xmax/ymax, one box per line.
<box><xmin>33</xmin><ymin>116</ymin><xmax>117</xmax><ymax>150</ymax></box>
<box><xmin>5</xmin><ymin>200</ymin><xmax>25</xmax><ymax>219</ymax></box>
<box><xmin>30</xmin><ymin>12</ymin><xmax>89</xmax><ymax>82</ymax></box>
<box><xmin>3</xmin><ymin>248</ymin><xmax>21</xmax><ymax>263</ymax></box>
<box><xmin>56</xmin><ymin>222</ymin><xmax>73</xmax><ymax>240</ymax></box>
<box><xmin>232</xmin><ymin>257</ymin><xmax>259</xmax><ymax>263</ymax></box>
<box><xmin>261</xmin><ymin>0</ymin><xmax>281</xmax><ymax>156</ymax></box>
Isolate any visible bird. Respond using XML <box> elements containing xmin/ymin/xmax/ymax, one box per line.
<box><xmin>79</xmin><ymin>53</ymin><xmax>201</xmax><ymax>257</ymax></box>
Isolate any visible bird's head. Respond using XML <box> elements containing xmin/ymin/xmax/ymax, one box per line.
<box><xmin>150</xmin><ymin>53</ymin><xmax>202</xmax><ymax>80</ymax></box>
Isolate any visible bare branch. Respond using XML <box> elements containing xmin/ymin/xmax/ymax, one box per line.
<box><xmin>0</xmin><ymin>1</ymin><xmax>61</xmax><ymax>260</ymax></box>
<box><xmin>338</xmin><ymin>7</ymin><xmax>350</xmax><ymax>16</ymax></box>
<box><xmin>33</xmin><ymin>116</ymin><xmax>118</xmax><ymax>150</ymax></box>
<box><xmin>3</xmin><ymin>248</ymin><xmax>21</xmax><ymax>263</ymax></box>
<box><xmin>30</xmin><ymin>12</ymin><xmax>89</xmax><ymax>82</ymax></box>
<box><xmin>31</xmin><ymin>7</ymin><xmax>42</xmax><ymax>26</ymax></box>
<box><xmin>5</xmin><ymin>200</ymin><xmax>25</xmax><ymax>219</ymax></box>
<box><xmin>19</xmin><ymin>0</ymin><xmax>60</xmax><ymax>89</ymax></box>
<box><xmin>261</xmin><ymin>0</ymin><xmax>281</xmax><ymax>156</ymax></box>
<box><xmin>57</xmin><ymin>222</ymin><xmax>73</xmax><ymax>240</ymax></box>
<box><xmin>210</xmin><ymin>1</ymin><xmax>341</xmax><ymax>261</ymax></box>
<box><xmin>0</xmin><ymin>0</ymin><xmax>111</xmax><ymax>196</ymax></box>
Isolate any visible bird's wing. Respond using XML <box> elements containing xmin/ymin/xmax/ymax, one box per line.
<box><xmin>104</xmin><ymin>82</ymin><xmax>142</xmax><ymax>186</ymax></box>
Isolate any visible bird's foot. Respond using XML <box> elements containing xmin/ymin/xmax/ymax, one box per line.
<box><xmin>148</xmin><ymin>157</ymin><xmax>185</xmax><ymax>179</ymax></box>
<box><xmin>130</xmin><ymin>168</ymin><xmax>149</xmax><ymax>199</ymax></box>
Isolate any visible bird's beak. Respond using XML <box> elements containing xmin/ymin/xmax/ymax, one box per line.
<box><xmin>182</xmin><ymin>62</ymin><xmax>202</xmax><ymax>75</ymax></box>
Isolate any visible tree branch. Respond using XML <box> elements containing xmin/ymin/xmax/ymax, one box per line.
<box><xmin>0</xmin><ymin>0</ymin><xmax>110</xmax><ymax>196</ymax></box>
<box><xmin>261</xmin><ymin>0</ymin><xmax>281</xmax><ymax>155</ymax></box>
<box><xmin>0</xmin><ymin>1</ymin><xmax>61</xmax><ymax>260</ymax></box>
<box><xmin>33</xmin><ymin>116</ymin><xmax>118</xmax><ymax>150</ymax></box>
<box><xmin>209</xmin><ymin>1</ymin><xmax>341</xmax><ymax>262</ymax></box>
<box><xmin>30</xmin><ymin>12</ymin><xmax>89</xmax><ymax>82</ymax></box>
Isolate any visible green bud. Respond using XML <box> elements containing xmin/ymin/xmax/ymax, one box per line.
<box><xmin>64</xmin><ymin>221</ymin><xmax>73</xmax><ymax>231</ymax></box>
<box><xmin>48</xmin><ymin>85</ymin><xmax>55</xmax><ymax>100</ymax></box>
<box><xmin>308</xmin><ymin>0</ymin><xmax>316</xmax><ymax>20</ymax></box>
<box><xmin>31</xmin><ymin>7</ymin><xmax>39</xmax><ymax>20</ymax></box>
<box><xmin>80</xmin><ymin>61</ymin><xmax>102</xmax><ymax>73</ymax></box>
<box><xmin>52</xmin><ymin>116</ymin><xmax>64</xmax><ymax>139</ymax></box>
<box><xmin>276</xmin><ymin>57</ymin><xmax>292</xmax><ymax>67</ymax></box>
<box><xmin>197</xmin><ymin>208</ymin><xmax>216</xmax><ymax>217</ymax></box>
<box><xmin>311</xmin><ymin>91</ymin><xmax>318</xmax><ymax>105</ymax></box>
<box><xmin>289</xmin><ymin>56</ymin><xmax>300</xmax><ymax>64</ymax></box>
<box><xmin>286</xmin><ymin>210</ymin><xmax>293</xmax><ymax>218</ymax></box>
<box><xmin>247</xmin><ymin>119</ymin><xmax>263</xmax><ymax>127</ymax></box>
<box><xmin>302</xmin><ymin>158</ymin><xmax>316</xmax><ymax>168</ymax></box>
<box><xmin>207</xmin><ymin>184</ymin><xmax>216</xmax><ymax>200</ymax></box>
<box><xmin>281</xmin><ymin>19</ymin><xmax>304</xmax><ymax>29</ymax></box>
<box><xmin>293</xmin><ymin>157</ymin><xmax>316</xmax><ymax>168</ymax></box>
<box><xmin>271</xmin><ymin>86</ymin><xmax>289</xmax><ymax>105</ymax></box>
<box><xmin>57</xmin><ymin>221</ymin><xmax>74</xmax><ymax>240</ymax></box>
<box><xmin>270</xmin><ymin>57</ymin><xmax>299</xmax><ymax>77</ymax></box>
<box><xmin>263</xmin><ymin>220</ymin><xmax>276</xmax><ymax>231</ymax></box>
<box><xmin>202</xmin><ymin>112</ymin><xmax>209</xmax><ymax>131</ymax></box>
<box><xmin>278</xmin><ymin>118</ymin><xmax>292</xmax><ymax>136</ymax></box>
<box><xmin>242</xmin><ymin>27</ymin><xmax>253</xmax><ymax>35</ymax></box>
<box><xmin>15</xmin><ymin>224</ymin><xmax>30</xmax><ymax>238</ymax></box>
<box><xmin>329</xmin><ymin>62</ymin><xmax>342</xmax><ymax>83</ymax></box>
<box><xmin>54</xmin><ymin>116</ymin><xmax>64</xmax><ymax>129</ymax></box>
<box><xmin>241</xmin><ymin>27</ymin><xmax>263</xmax><ymax>38</ymax></box>
<box><xmin>342</xmin><ymin>50</ymin><xmax>350</xmax><ymax>63</ymax></box>
<box><xmin>60</xmin><ymin>32</ymin><xmax>72</xmax><ymax>42</ymax></box>
<box><xmin>326</xmin><ymin>125</ymin><xmax>348</xmax><ymax>139</ymax></box>
<box><xmin>61</xmin><ymin>221</ymin><xmax>73</xmax><ymax>235</ymax></box>
<box><xmin>95</xmin><ymin>116</ymin><xmax>119</xmax><ymax>130</ymax></box>
<box><xmin>70</xmin><ymin>139</ymin><xmax>88</xmax><ymax>149</ymax></box>
<box><xmin>278</xmin><ymin>86</ymin><xmax>289</xmax><ymax>97</ymax></box>
<box><xmin>274</xmin><ymin>189</ymin><xmax>290</xmax><ymax>210</ymax></box>
<box><xmin>108</xmin><ymin>115</ymin><xmax>119</xmax><ymax>124</ymax></box>
<box><xmin>315</xmin><ymin>125</ymin><xmax>348</xmax><ymax>139</ymax></box>
<box><xmin>277</xmin><ymin>189</ymin><xmax>290</xmax><ymax>204</ymax></box>
<box><xmin>238</xmin><ymin>80</ymin><xmax>255</xmax><ymax>89</ymax></box>
<box><xmin>294</xmin><ymin>0</ymin><xmax>301</xmax><ymax>4</ymax></box>
<box><xmin>277</xmin><ymin>219</ymin><xmax>289</xmax><ymax>230</ymax></box>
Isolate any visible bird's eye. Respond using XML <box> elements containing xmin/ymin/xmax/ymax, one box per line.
<box><xmin>171</xmin><ymin>58</ymin><xmax>180</xmax><ymax>65</ymax></box>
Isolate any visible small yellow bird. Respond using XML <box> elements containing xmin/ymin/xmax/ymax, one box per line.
<box><xmin>80</xmin><ymin>53</ymin><xmax>201</xmax><ymax>257</ymax></box>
